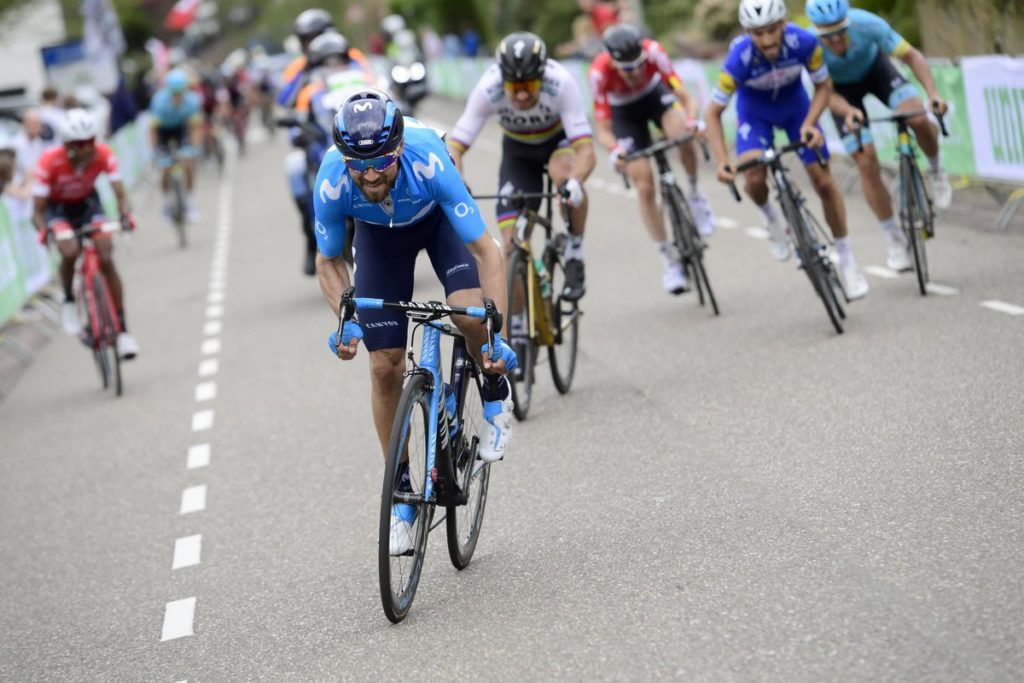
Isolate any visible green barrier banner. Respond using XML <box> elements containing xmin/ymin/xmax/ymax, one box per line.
<box><xmin>0</xmin><ymin>204</ymin><xmax>28</xmax><ymax>324</ymax></box>
<box><xmin>961</xmin><ymin>56</ymin><xmax>1024</xmax><ymax>183</ymax></box>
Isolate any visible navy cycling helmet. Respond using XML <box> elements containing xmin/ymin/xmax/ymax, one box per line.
<box><xmin>333</xmin><ymin>89</ymin><xmax>404</xmax><ymax>159</ymax></box>
<box><xmin>805</xmin><ymin>0</ymin><xmax>849</xmax><ymax>26</ymax></box>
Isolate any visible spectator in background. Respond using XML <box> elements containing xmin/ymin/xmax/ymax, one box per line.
<box><xmin>0</xmin><ymin>134</ymin><xmax>15</xmax><ymax>196</ymax></box>
<box><xmin>420</xmin><ymin>25</ymin><xmax>444</xmax><ymax>60</ymax></box>
<box><xmin>443</xmin><ymin>32</ymin><xmax>462</xmax><ymax>57</ymax></box>
<box><xmin>580</xmin><ymin>0</ymin><xmax>621</xmax><ymax>36</ymax></box>
<box><xmin>39</xmin><ymin>87</ymin><xmax>66</xmax><ymax>143</ymax></box>
<box><xmin>460</xmin><ymin>25</ymin><xmax>481</xmax><ymax>56</ymax></box>
<box><xmin>108</xmin><ymin>75</ymin><xmax>140</xmax><ymax>136</ymax></box>
<box><xmin>9</xmin><ymin>109</ymin><xmax>52</xmax><ymax>202</ymax></box>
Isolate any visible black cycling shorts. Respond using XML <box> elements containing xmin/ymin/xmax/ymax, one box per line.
<box><xmin>44</xmin><ymin>191</ymin><xmax>107</xmax><ymax>234</ymax></box>
<box><xmin>610</xmin><ymin>82</ymin><xmax>679</xmax><ymax>153</ymax></box>
<box><xmin>496</xmin><ymin>132</ymin><xmax>572</xmax><ymax>226</ymax></box>
<box><xmin>831</xmin><ymin>50</ymin><xmax>918</xmax><ymax>130</ymax></box>
<box><xmin>156</xmin><ymin>125</ymin><xmax>188</xmax><ymax>151</ymax></box>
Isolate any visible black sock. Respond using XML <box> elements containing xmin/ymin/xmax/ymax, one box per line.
<box><xmin>481</xmin><ymin>374</ymin><xmax>509</xmax><ymax>402</ymax></box>
<box><xmin>64</xmin><ymin>287</ymin><xmax>74</xmax><ymax>302</ymax></box>
<box><xmin>118</xmin><ymin>310</ymin><xmax>127</xmax><ymax>332</ymax></box>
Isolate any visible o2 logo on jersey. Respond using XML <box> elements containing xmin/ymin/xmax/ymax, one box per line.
<box><xmin>315</xmin><ymin>220</ymin><xmax>328</xmax><ymax>236</ymax></box>
<box><xmin>412</xmin><ymin>152</ymin><xmax>445</xmax><ymax>180</ymax></box>
<box><xmin>453</xmin><ymin>202</ymin><xmax>474</xmax><ymax>218</ymax></box>
<box><xmin>319</xmin><ymin>175</ymin><xmax>349</xmax><ymax>202</ymax></box>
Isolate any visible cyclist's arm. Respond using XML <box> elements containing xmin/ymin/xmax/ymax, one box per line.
<box><xmin>111</xmin><ymin>179</ymin><xmax>130</xmax><ymax>215</ymax></box>
<box><xmin>650</xmin><ymin>40</ymin><xmax>694</xmax><ymax>120</ymax></box>
<box><xmin>802</xmin><ymin>45</ymin><xmax>833</xmax><ymax>129</ymax></box>
<box><xmin>32</xmin><ymin>195</ymin><xmax>47</xmax><ymax>233</ymax></box>
<box><xmin>557</xmin><ymin>70</ymin><xmax>596</xmax><ymax>182</ymax></box>
<box><xmin>899</xmin><ymin>47</ymin><xmax>941</xmax><ymax>105</ymax></box>
<box><xmin>316</xmin><ymin>250</ymin><xmax>352</xmax><ymax>314</ymax></box>
<box><xmin>312</xmin><ymin>155</ymin><xmax>353</xmax><ymax>313</ymax></box>
<box><xmin>594</xmin><ymin>118</ymin><xmax>617</xmax><ymax>153</ymax></box>
<box><xmin>704</xmin><ymin>100</ymin><xmax>730</xmax><ymax>168</ymax></box>
<box><xmin>464</xmin><ymin>231</ymin><xmax>507</xmax><ymax>321</ymax></box>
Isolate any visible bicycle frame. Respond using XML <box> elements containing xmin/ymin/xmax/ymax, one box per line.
<box><xmin>54</xmin><ymin>221</ymin><xmax>123</xmax><ymax>343</ymax></box>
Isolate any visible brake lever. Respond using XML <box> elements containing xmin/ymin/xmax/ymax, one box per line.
<box><xmin>933</xmin><ymin>103</ymin><xmax>949</xmax><ymax>137</ymax></box>
<box><xmin>482</xmin><ymin>297</ymin><xmax>501</xmax><ymax>362</ymax></box>
<box><xmin>699</xmin><ymin>138</ymin><xmax>711</xmax><ymax>162</ymax></box>
<box><xmin>336</xmin><ymin>286</ymin><xmax>356</xmax><ymax>342</ymax></box>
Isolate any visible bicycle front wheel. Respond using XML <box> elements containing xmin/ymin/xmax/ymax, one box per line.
<box><xmin>379</xmin><ymin>373</ymin><xmax>434</xmax><ymax>623</ymax></box>
<box><xmin>172</xmin><ymin>172</ymin><xmax>187</xmax><ymax>248</ymax></box>
<box><xmin>667</xmin><ymin>186</ymin><xmax>719</xmax><ymax>316</ymax></box>
<box><xmin>782</xmin><ymin>194</ymin><xmax>844</xmax><ymax>334</ymax></box>
<box><xmin>506</xmin><ymin>249</ymin><xmax>535</xmax><ymax>420</ymax></box>
<box><xmin>446</xmin><ymin>364</ymin><xmax>491</xmax><ymax>569</ymax></box>
<box><xmin>545</xmin><ymin>236</ymin><xmax>579</xmax><ymax>394</ymax></box>
<box><xmin>93</xmin><ymin>274</ymin><xmax>122</xmax><ymax>396</ymax></box>
<box><xmin>902</xmin><ymin>159</ymin><xmax>931</xmax><ymax>296</ymax></box>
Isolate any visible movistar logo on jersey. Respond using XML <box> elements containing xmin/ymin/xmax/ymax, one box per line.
<box><xmin>319</xmin><ymin>175</ymin><xmax>349</xmax><ymax>202</ymax></box>
<box><xmin>412</xmin><ymin>152</ymin><xmax>444</xmax><ymax>180</ymax></box>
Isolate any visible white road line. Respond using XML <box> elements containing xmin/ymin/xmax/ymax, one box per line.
<box><xmin>201</xmin><ymin>338</ymin><xmax>221</xmax><ymax>355</ymax></box>
<box><xmin>715</xmin><ymin>217</ymin><xmax>739</xmax><ymax>230</ymax></box>
<box><xmin>606</xmin><ymin>184</ymin><xmax>623</xmax><ymax>195</ymax></box>
<box><xmin>589</xmin><ymin>177</ymin><xmax>608</xmax><ymax>189</ymax></box>
<box><xmin>207</xmin><ymin>290</ymin><xmax>225</xmax><ymax>304</ymax></box>
<box><xmin>187</xmin><ymin>444</ymin><xmax>210</xmax><ymax>469</ymax></box>
<box><xmin>203</xmin><ymin>320</ymin><xmax>222</xmax><ymax>336</ymax></box>
<box><xmin>624</xmin><ymin>188</ymin><xmax>638</xmax><ymax>200</ymax></box>
<box><xmin>745</xmin><ymin>226</ymin><xmax>770</xmax><ymax>240</ymax></box>
<box><xmin>205</xmin><ymin>305</ymin><xmax>224</xmax><ymax>319</ymax></box>
<box><xmin>172</xmin><ymin>534</ymin><xmax>202</xmax><ymax>569</ymax></box>
<box><xmin>864</xmin><ymin>265</ymin><xmax>900</xmax><ymax>280</ymax></box>
<box><xmin>191</xmin><ymin>410</ymin><xmax>214</xmax><ymax>432</ymax></box>
<box><xmin>925</xmin><ymin>282</ymin><xmax>959</xmax><ymax>296</ymax></box>
<box><xmin>180</xmin><ymin>485</ymin><xmax>207</xmax><ymax>514</ymax></box>
<box><xmin>198</xmin><ymin>359</ymin><xmax>219</xmax><ymax>377</ymax></box>
<box><xmin>160</xmin><ymin>597</ymin><xmax>196</xmax><ymax>641</ymax></box>
<box><xmin>194</xmin><ymin>382</ymin><xmax>217</xmax><ymax>402</ymax></box>
<box><xmin>980</xmin><ymin>299</ymin><xmax>1024</xmax><ymax>316</ymax></box>
<box><xmin>208</xmin><ymin>279</ymin><xmax>226</xmax><ymax>292</ymax></box>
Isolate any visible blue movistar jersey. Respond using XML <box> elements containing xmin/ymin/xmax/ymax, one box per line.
<box><xmin>313</xmin><ymin>118</ymin><xmax>487</xmax><ymax>259</ymax></box>
<box><xmin>149</xmin><ymin>88</ymin><xmax>201</xmax><ymax>129</ymax></box>
<box><xmin>819</xmin><ymin>9</ymin><xmax>912</xmax><ymax>84</ymax></box>
<box><xmin>713</xmin><ymin>23</ymin><xmax>830</xmax><ymax>111</ymax></box>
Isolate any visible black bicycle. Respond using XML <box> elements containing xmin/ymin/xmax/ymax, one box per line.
<box><xmin>624</xmin><ymin>134</ymin><xmax>719</xmax><ymax>315</ymax></box>
<box><xmin>863</xmin><ymin>109</ymin><xmax>949</xmax><ymax>296</ymax></box>
<box><xmin>474</xmin><ymin>184</ymin><xmax>581</xmax><ymax>420</ymax></box>
<box><xmin>337</xmin><ymin>288</ymin><xmax>503</xmax><ymax>623</ymax></box>
<box><xmin>728</xmin><ymin>140</ymin><xmax>848</xmax><ymax>334</ymax></box>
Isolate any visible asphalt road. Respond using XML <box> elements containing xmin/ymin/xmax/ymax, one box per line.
<box><xmin>2</xmin><ymin>97</ymin><xmax>1022</xmax><ymax>682</ymax></box>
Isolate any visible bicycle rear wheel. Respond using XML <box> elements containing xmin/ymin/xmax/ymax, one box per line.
<box><xmin>545</xmin><ymin>236</ymin><xmax>578</xmax><ymax>394</ymax></box>
<box><xmin>446</xmin><ymin>363</ymin><xmax>491</xmax><ymax>569</ymax></box>
<box><xmin>506</xmin><ymin>249</ymin><xmax>535</xmax><ymax>420</ymax></box>
<box><xmin>93</xmin><ymin>274</ymin><xmax>122</xmax><ymax>396</ymax></box>
<box><xmin>902</xmin><ymin>159</ymin><xmax>931</xmax><ymax>296</ymax></box>
<box><xmin>379</xmin><ymin>373</ymin><xmax>434</xmax><ymax>623</ymax></box>
<box><xmin>782</xmin><ymin>194</ymin><xmax>844</xmax><ymax>334</ymax></box>
<box><xmin>172</xmin><ymin>173</ymin><xmax>187</xmax><ymax>248</ymax></box>
<box><xmin>667</xmin><ymin>186</ymin><xmax>719</xmax><ymax>316</ymax></box>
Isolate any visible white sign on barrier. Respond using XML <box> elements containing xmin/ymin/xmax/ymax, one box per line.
<box><xmin>961</xmin><ymin>56</ymin><xmax>1024</xmax><ymax>183</ymax></box>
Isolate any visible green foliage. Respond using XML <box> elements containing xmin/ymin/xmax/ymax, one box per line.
<box><xmin>856</xmin><ymin>0</ymin><xmax>920</xmax><ymax>46</ymax></box>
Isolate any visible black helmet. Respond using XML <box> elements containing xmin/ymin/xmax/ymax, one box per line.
<box><xmin>293</xmin><ymin>8</ymin><xmax>333</xmax><ymax>42</ymax></box>
<box><xmin>495</xmin><ymin>32</ymin><xmax>547</xmax><ymax>82</ymax></box>
<box><xmin>307</xmin><ymin>32</ymin><xmax>350</xmax><ymax>67</ymax></box>
<box><xmin>333</xmin><ymin>89</ymin><xmax>405</xmax><ymax>159</ymax></box>
<box><xmin>603</xmin><ymin>24</ymin><xmax>644</xmax><ymax>64</ymax></box>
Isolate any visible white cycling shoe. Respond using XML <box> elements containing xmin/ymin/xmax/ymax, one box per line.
<box><xmin>766</xmin><ymin>216</ymin><xmax>792</xmax><ymax>262</ymax></box>
<box><xmin>842</xmin><ymin>262</ymin><xmax>870</xmax><ymax>301</ymax></box>
<box><xmin>479</xmin><ymin>389</ymin><xmax>513</xmax><ymax>463</ymax></box>
<box><xmin>389</xmin><ymin>503</ymin><xmax>416</xmax><ymax>556</ymax></box>
<box><xmin>886</xmin><ymin>236</ymin><xmax>913</xmax><ymax>272</ymax></box>
<box><xmin>116</xmin><ymin>332</ymin><xmax>140</xmax><ymax>360</ymax></box>
<box><xmin>929</xmin><ymin>169</ymin><xmax>953</xmax><ymax>210</ymax></box>
<box><xmin>690</xmin><ymin>190</ymin><xmax>716</xmax><ymax>237</ymax></box>
<box><xmin>61</xmin><ymin>302</ymin><xmax>80</xmax><ymax>336</ymax></box>
<box><xmin>662</xmin><ymin>261</ymin><xmax>689</xmax><ymax>295</ymax></box>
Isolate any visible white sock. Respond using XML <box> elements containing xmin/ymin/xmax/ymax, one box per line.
<box><xmin>835</xmin><ymin>236</ymin><xmax>854</xmax><ymax>267</ymax></box>
<box><xmin>759</xmin><ymin>201</ymin><xmax>780</xmax><ymax>224</ymax></box>
<box><xmin>688</xmin><ymin>175</ymin><xmax>700</xmax><ymax>193</ymax></box>
<box><xmin>879</xmin><ymin>217</ymin><xmax>900</xmax><ymax>240</ymax></box>
<box><xmin>926</xmin><ymin>154</ymin><xmax>941</xmax><ymax>173</ymax></box>
<box><xmin>565</xmin><ymin>234</ymin><xmax>584</xmax><ymax>261</ymax></box>
<box><xmin>657</xmin><ymin>241</ymin><xmax>675</xmax><ymax>268</ymax></box>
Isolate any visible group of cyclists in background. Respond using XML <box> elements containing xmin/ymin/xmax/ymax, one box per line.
<box><xmin>29</xmin><ymin>0</ymin><xmax>955</xmax><ymax>557</ymax></box>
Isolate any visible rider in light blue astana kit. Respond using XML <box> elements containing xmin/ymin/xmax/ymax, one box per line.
<box><xmin>806</xmin><ymin>0</ymin><xmax>952</xmax><ymax>273</ymax></box>
<box><xmin>314</xmin><ymin>89</ymin><xmax>517</xmax><ymax>556</ymax></box>
<box><xmin>704</xmin><ymin>0</ymin><xmax>869</xmax><ymax>300</ymax></box>
<box><xmin>149</xmin><ymin>69</ymin><xmax>202</xmax><ymax>223</ymax></box>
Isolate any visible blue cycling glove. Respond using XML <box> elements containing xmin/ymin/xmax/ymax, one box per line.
<box><xmin>328</xmin><ymin>320</ymin><xmax>363</xmax><ymax>355</ymax></box>
<box><xmin>481</xmin><ymin>333</ymin><xmax>518</xmax><ymax>371</ymax></box>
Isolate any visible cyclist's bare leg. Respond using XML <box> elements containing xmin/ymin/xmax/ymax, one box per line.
<box><xmin>740</xmin><ymin>149</ymin><xmax>770</xmax><ymax>205</ymax></box>
<box><xmin>898</xmin><ymin>96</ymin><xmax>939</xmax><ymax>158</ymax></box>
<box><xmin>55</xmin><ymin>239</ymin><xmax>79</xmax><ymax>297</ymax></box>
<box><xmin>627</xmin><ymin>158</ymin><xmax>667</xmax><ymax>241</ymax></box>
<box><xmin>369</xmin><ymin>347</ymin><xmax>406</xmax><ymax>458</ymax></box>
<box><xmin>184</xmin><ymin>159</ymin><xmax>196</xmax><ymax>192</ymax></box>
<box><xmin>448</xmin><ymin>287</ymin><xmax>489</xmax><ymax>368</ymax></box>
<box><xmin>94</xmin><ymin>236</ymin><xmax>124</xmax><ymax>310</ymax></box>
<box><xmin>660</xmin><ymin>107</ymin><xmax>699</xmax><ymax>180</ymax></box>
<box><xmin>547</xmin><ymin>148</ymin><xmax>587</xmax><ymax>236</ymax></box>
<box><xmin>805</xmin><ymin>161</ymin><xmax>848</xmax><ymax>239</ymax></box>
<box><xmin>852</xmin><ymin>143</ymin><xmax>895</xmax><ymax>222</ymax></box>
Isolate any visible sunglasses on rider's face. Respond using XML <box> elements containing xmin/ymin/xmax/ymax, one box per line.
<box><xmin>614</xmin><ymin>56</ymin><xmax>647</xmax><ymax>72</ymax></box>
<box><xmin>342</xmin><ymin>151</ymin><xmax>400</xmax><ymax>174</ymax></box>
<box><xmin>67</xmin><ymin>138</ymin><xmax>95</xmax><ymax>149</ymax></box>
<box><xmin>503</xmin><ymin>79</ymin><xmax>541</xmax><ymax>95</ymax></box>
<box><xmin>817</xmin><ymin>21</ymin><xmax>849</xmax><ymax>40</ymax></box>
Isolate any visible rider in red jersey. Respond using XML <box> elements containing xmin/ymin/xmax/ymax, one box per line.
<box><xmin>33</xmin><ymin>109</ymin><xmax>139</xmax><ymax>359</ymax></box>
<box><xmin>589</xmin><ymin>24</ymin><xmax>716</xmax><ymax>295</ymax></box>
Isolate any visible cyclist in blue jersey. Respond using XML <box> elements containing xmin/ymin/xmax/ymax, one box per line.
<box><xmin>706</xmin><ymin>0</ymin><xmax>868</xmax><ymax>300</ymax></box>
<box><xmin>149</xmin><ymin>69</ymin><xmax>202</xmax><ymax>222</ymax></box>
<box><xmin>806</xmin><ymin>0</ymin><xmax>952</xmax><ymax>272</ymax></box>
<box><xmin>314</xmin><ymin>90</ymin><xmax>517</xmax><ymax>556</ymax></box>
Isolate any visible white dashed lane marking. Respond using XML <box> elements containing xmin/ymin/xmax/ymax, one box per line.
<box><xmin>180</xmin><ymin>485</ymin><xmax>207</xmax><ymax>515</ymax></box>
<box><xmin>172</xmin><ymin>534</ymin><xmax>202</xmax><ymax>569</ymax></box>
<box><xmin>194</xmin><ymin>382</ymin><xmax>216</xmax><ymax>402</ymax></box>
<box><xmin>187</xmin><ymin>444</ymin><xmax>210</xmax><ymax>470</ymax></box>
<box><xmin>205</xmin><ymin>305</ymin><xmax>224</xmax><ymax>319</ymax></box>
<box><xmin>203</xmin><ymin>320</ymin><xmax>222</xmax><ymax>336</ymax></box>
<box><xmin>864</xmin><ymin>265</ymin><xmax>900</xmax><ymax>280</ymax></box>
<box><xmin>191</xmin><ymin>410</ymin><xmax>214</xmax><ymax>432</ymax></box>
<box><xmin>925</xmin><ymin>282</ymin><xmax>959</xmax><ymax>296</ymax></box>
<box><xmin>201</xmin><ymin>338</ymin><xmax>221</xmax><ymax>355</ymax></box>
<box><xmin>207</xmin><ymin>291</ymin><xmax>225</xmax><ymax>304</ymax></box>
<box><xmin>980</xmin><ymin>299</ymin><xmax>1024</xmax><ymax>316</ymax></box>
<box><xmin>745</xmin><ymin>226</ymin><xmax>770</xmax><ymax>240</ymax></box>
<box><xmin>198</xmin><ymin>359</ymin><xmax>219</xmax><ymax>377</ymax></box>
<box><xmin>715</xmin><ymin>217</ymin><xmax>739</xmax><ymax>230</ymax></box>
<box><xmin>160</xmin><ymin>597</ymin><xmax>196</xmax><ymax>641</ymax></box>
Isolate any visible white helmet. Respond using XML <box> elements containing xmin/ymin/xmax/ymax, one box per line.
<box><xmin>739</xmin><ymin>0</ymin><xmax>788</xmax><ymax>28</ymax></box>
<box><xmin>62</xmin><ymin>108</ymin><xmax>98</xmax><ymax>142</ymax></box>
<box><xmin>381</xmin><ymin>14</ymin><xmax>405</xmax><ymax>36</ymax></box>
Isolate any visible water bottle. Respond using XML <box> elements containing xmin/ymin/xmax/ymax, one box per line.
<box><xmin>534</xmin><ymin>257</ymin><xmax>552</xmax><ymax>298</ymax></box>
<box><xmin>444</xmin><ymin>383</ymin><xmax>459</xmax><ymax>437</ymax></box>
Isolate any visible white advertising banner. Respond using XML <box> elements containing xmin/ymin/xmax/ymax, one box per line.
<box><xmin>961</xmin><ymin>56</ymin><xmax>1024</xmax><ymax>183</ymax></box>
